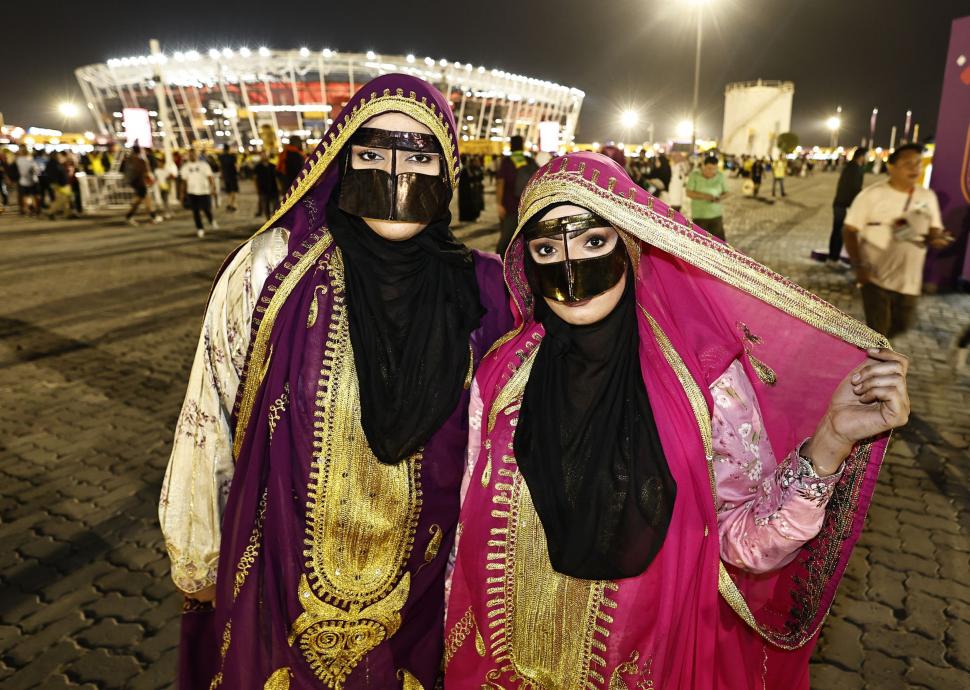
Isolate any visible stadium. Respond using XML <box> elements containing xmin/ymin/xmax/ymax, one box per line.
<box><xmin>74</xmin><ymin>46</ymin><xmax>585</xmax><ymax>153</ymax></box>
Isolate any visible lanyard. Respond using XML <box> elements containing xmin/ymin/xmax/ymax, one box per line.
<box><xmin>902</xmin><ymin>187</ymin><xmax>914</xmax><ymax>213</ymax></box>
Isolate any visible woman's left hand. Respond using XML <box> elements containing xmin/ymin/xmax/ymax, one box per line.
<box><xmin>806</xmin><ymin>348</ymin><xmax>910</xmax><ymax>475</ymax></box>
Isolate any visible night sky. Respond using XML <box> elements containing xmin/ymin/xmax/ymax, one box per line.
<box><xmin>2</xmin><ymin>0</ymin><xmax>966</xmax><ymax>147</ymax></box>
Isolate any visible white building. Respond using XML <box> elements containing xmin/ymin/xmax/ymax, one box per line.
<box><xmin>74</xmin><ymin>47</ymin><xmax>584</xmax><ymax>152</ymax></box>
<box><xmin>721</xmin><ymin>80</ymin><xmax>794</xmax><ymax>157</ymax></box>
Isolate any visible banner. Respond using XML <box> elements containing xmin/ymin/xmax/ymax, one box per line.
<box><xmin>925</xmin><ymin>15</ymin><xmax>970</xmax><ymax>291</ymax></box>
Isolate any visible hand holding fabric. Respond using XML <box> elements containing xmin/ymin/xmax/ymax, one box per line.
<box><xmin>807</xmin><ymin>347</ymin><xmax>910</xmax><ymax>474</ymax></box>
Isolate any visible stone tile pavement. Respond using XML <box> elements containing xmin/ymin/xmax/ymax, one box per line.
<box><xmin>0</xmin><ymin>174</ymin><xmax>966</xmax><ymax>688</ymax></box>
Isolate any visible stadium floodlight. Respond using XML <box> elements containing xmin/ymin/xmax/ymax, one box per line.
<box><xmin>367</xmin><ymin>50</ymin><xmax>377</xmax><ymax>60</ymax></box>
<box><xmin>620</xmin><ymin>109</ymin><xmax>639</xmax><ymax>130</ymax></box>
<box><xmin>208</xmin><ymin>48</ymin><xmax>220</xmax><ymax>59</ymax></box>
<box><xmin>299</xmin><ymin>47</ymin><xmax>310</xmax><ymax>57</ymax></box>
<box><xmin>406</xmin><ymin>54</ymin><xmax>415</xmax><ymax>63</ymax></box>
<box><xmin>322</xmin><ymin>48</ymin><xmax>333</xmax><ymax>58</ymax></box>
<box><xmin>258</xmin><ymin>46</ymin><xmax>271</xmax><ymax>57</ymax></box>
<box><xmin>58</xmin><ymin>102</ymin><xmax>80</xmax><ymax>118</ymax></box>
<box><xmin>239</xmin><ymin>47</ymin><xmax>251</xmax><ymax>57</ymax></box>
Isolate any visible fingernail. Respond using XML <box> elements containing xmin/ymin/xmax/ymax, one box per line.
<box><xmin>868</xmin><ymin>347</ymin><xmax>881</xmax><ymax>354</ymax></box>
<box><xmin>852</xmin><ymin>374</ymin><xmax>861</xmax><ymax>383</ymax></box>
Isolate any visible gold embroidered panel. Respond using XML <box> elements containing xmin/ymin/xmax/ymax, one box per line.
<box><xmin>506</xmin><ymin>477</ymin><xmax>608</xmax><ymax>689</ymax></box>
<box><xmin>294</xmin><ymin>248</ymin><xmax>422</xmax><ymax>688</ymax></box>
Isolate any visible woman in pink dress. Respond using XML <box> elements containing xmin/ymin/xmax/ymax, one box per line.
<box><xmin>444</xmin><ymin>152</ymin><xmax>909</xmax><ymax>689</ymax></box>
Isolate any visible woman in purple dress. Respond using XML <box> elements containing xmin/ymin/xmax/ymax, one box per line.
<box><xmin>160</xmin><ymin>73</ymin><xmax>511</xmax><ymax>689</ymax></box>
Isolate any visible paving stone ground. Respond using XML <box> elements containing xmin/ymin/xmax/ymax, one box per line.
<box><xmin>0</xmin><ymin>173</ymin><xmax>967</xmax><ymax>689</ymax></box>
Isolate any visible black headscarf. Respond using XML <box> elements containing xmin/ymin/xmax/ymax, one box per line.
<box><xmin>326</xmin><ymin>199</ymin><xmax>484</xmax><ymax>464</ymax></box>
<box><xmin>514</xmin><ymin>268</ymin><xmax>676</xmax><ymax>580</ymax></box>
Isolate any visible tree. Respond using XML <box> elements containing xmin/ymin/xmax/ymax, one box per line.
<box><xmin>776</xmin><ymin>132</ymin><xmax>799</xmax><ymax>155</ymax></box>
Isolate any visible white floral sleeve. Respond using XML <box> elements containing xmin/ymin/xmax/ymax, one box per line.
<box><xmin>712</xmin><ymin>359</ymin><xmax>843</xmax><ymax>574</ymax></box>
<box><xmin>159</xmin><ymin>229</ymin><xmax>288</xmax><ymax>593</ymax></box>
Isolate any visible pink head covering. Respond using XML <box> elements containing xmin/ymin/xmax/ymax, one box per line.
<box><xmin>447</xmin><ymin>151</ymin><xmax>890</xmax><ymax>688</ymax></box>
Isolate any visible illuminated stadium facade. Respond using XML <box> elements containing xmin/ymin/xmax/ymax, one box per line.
<box><xmin>74</xmin><ymin>47</ymin><xmax>585</xmax><ymax>151</ymax></box>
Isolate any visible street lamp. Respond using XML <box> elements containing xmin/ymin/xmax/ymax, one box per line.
<box><xmin>687</xmin><ymin>0</ymin><xmax>712</xmax><ymax>155</ymax></box>
<box><xmin>58</xmin><ymin>102</ymin><xmax>79</xmax><ymax>119</ymax></box>
<box><xmin>620</xmin><ymin>109</ymin><xmax>640</xmax><ymax>130</ymax></box>
<box><xmin>826</xmin><ymin>114</ymin><xmax>841</xmax><ymax>148</ymax></box>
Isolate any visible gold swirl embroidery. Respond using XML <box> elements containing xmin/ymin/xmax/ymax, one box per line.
<box><xmin>738</xmin><ymin>322</ymin><xmax>778</xmax><ymax>386</ymax></box>
<box><xmin>464</xmin><ymin>343</ymin><xmax>475</xmax><ymax>390</ymax></box>
<box><xmin>608</xmin><ymin>650</ymin><xmax>655</xmax><ymax>690</ymax></box>
<box><xmin>443</xmin><ymin>607</ymin><xmax>476</xmax><ymax>668</ymax></box>
<box><xmin>289</xmin><ymin>573</ymin><xmax>411</xmax><ymax>688</ymax></box>
<box><xmin>207</xmin><ymin>622</ymin><xmax>232</xmax><ymax>689</ymax></box>
<box><xmin>295</xmin><ymin>248</ymin><xmax>422</xmax><ymax>687</ymax></box>
<box><xmin>267</xmin><ymin>384</ymin><xmax>290</xmax><ymax>440</ymax></box>
<box><xmin>307</xmin><ymin>285</ymin><xmax>329</xmax><ymax>328</ymax></box>
<box><xmin>263</xmin><ymin>667</ymin><xmax>292</xmax><ymax>690</ymax></box>
<box><xmin>233</xmin><ymin>490</ymin><xmax>268</xmax><ymax>600</ymax></box>
<box><xmin>487</xmin><ymin>346</ymin><xmax>539</xmax><ymax>432</ymax></box>
<box><xmin>424</xmin><ymin>524</ymin><xmax>443</xmax><ymax>563</ymax></box>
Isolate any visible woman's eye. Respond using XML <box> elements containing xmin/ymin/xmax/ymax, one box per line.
<box><xmin>358</xmin><ymin>150</ymin><xmax>384</xmax><ymax>162</ymax></box>
<box><xmin>535</xmin><ymin>245</ymin><xmax>557</xmax><ymax>257</ymax></box>
<box><xmin>585</xmin><ymin>236</ymin><xmax>607</xmax><ymax>249</ymax></box>
<box><xmin>407</xmin><ymin>153</ymin><xmax>435</xmax><ymax>164</ymax></box>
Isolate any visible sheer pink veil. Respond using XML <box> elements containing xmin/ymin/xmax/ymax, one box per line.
<box><xmin>468</xmin><ymin>151</ymin><xmax>890</xmax><ymax>687</ymax></box>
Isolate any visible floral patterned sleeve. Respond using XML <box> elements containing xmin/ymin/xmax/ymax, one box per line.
<box><xmin>712</xmin><ymin>359</ymin><xmax>843</xmax><ymax>574</ymax></box>
<box><xmin>159</xmin><ymin>229</ymin><xmax>288</xmax><ymax>593</ymax></box>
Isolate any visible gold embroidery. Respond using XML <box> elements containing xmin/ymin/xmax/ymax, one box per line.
<box><xmin>464</xmin><ymin>343</ymin><xmax>475</xmax><ymax>390</ymax></box>
<box><xmin>267</xmin><ymin>384</ymin><xmax>290</xmax><ymax>440</ymax></box>
<box><xmin>263</xmin><ymin>667</ymin><xmax>292</xmax><ymax>690</ymax></box>
<box><xmin>397</xmin><ymin>669</ymin><xmax>424</xmax><ymax>690</ymax></box>
<box><xmin>505</xmin><ymin>477</ymin><xmax>608</xmax><ymax>689</ymax></box>
<box><xmin>487</xmin><ymin>346</ymin><xmax>540</xmax><ymax>432</ymax></box>
<box><xmin>481</xmin><ymin>457</ymin><xmax>493</xmax><ymax>488</ymax></box>
<box><xmin>295</xmin><ymin>248</ymin><xmax>422</xmax><ymax>685</ymax></box>
<box><xmin>290</xmin><ymin>573</ymin><xmax>411</xmax><ymax>688</ymax></box>
<box><xmin>233</xmin><ymin>234</ymin><xmax>334</xmax><ymax>459</ymax></box>
<box><xmin>424</xmin><ymin>524</ymin><xmax>443</xmax><ymax>563</ymax></box>
<box><xmin>475</xmin><ymin>620</ymin><xmax>487</xmax><ymax>657</ymax></box>
<box><xmin>233</xmin><ymin>490</ymin><xmax>268</xmax><ymax>599</ymax></box>
<box><xmin>746</xmin><ymin>352</ymin><xmax>778</xmax><ymax>386</ymax></box>
<box><xmin>608</xmin><ymin>650</ymin><xmax>655</xmax><ymax>690</ymax></box>
<box><xmin>443</xmin><ymin>607</ymin><xmax>476</xmax><ymax>668</ymax></box>
<box><xmin>307</xmin><ymin>284</ymin><xmax>329</xmax><ymax>328</ymax></box>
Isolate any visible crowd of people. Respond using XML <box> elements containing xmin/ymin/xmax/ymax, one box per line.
<box><xmin>0</xmin><ymin>138</ymin><xmax>310</xmax><ymax>238</ymax></box>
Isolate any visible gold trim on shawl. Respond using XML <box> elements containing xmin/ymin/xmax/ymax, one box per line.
<box><xmin>250</xmin><ymin>92</ymin><xmax>458</xmax><ymax>248</ymax></box>
<box><xmin>232</xmin><ymin>233</ymin><xmax>333</xmax><ymax>459</ymax></box>
<box><xmin>514</xmin><ymin>168</ymin><xmax>889</xmax><ymax>352</ymax></box>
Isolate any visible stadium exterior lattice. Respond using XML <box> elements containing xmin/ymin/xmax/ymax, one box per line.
<box><xmin>74</xmin><ymin>47</ymin><xmax>585</xmax><ymax>152</ymax></box>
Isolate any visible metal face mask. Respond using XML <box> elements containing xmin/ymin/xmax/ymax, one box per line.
<box><xmin>524</xmin><ymin>211</ymin><xmax>627</xmax><ymax>303</ymax></box>
<box><xmin>337</xmin><ymin>127</ymin><xmax>451</xmax><ymax>223</ymax></box>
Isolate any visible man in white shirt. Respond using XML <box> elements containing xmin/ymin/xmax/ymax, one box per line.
<box><xmin>15</xmin><ymin>148</ymin><xmax>40</xmax><ymax>216</ymax></box>
<box><xmin>179</xmin><ymin>149</ymin><xmax>219</xmax><ymax>238</ymax></box>
<box><xmin>843</xmin><ymin>144</ymin><xmax>953</xmax><ymax>337</ymax></box>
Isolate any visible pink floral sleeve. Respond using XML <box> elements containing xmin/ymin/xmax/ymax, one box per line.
<box><xmin>712</xmin><ymin>360</ymin><xmax>843</xmax><ymax>574</ymax></box>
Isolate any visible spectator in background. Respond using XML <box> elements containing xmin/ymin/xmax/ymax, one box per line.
<box><xmin>828</xmin><ymin>148</ymin><xmax>868</xmax><ymax>264</ymax></box>
<box><xmin>686</xmin><ymin>154</ymin><xmax>729</xmax><ymax>241</ymax></box>
<box><xmin>458</xmin><ymin>154</ymin><xmax>485</xmax><ymax>222</ymax></box>
<box><xmin>495</xmin><ymin>134</ymin><xmax>539</xmax><ymax>256</ymax></box>
<box><xmin>277</xmin><ymin>136</ymin><xmax>305</xmax><ymax>192</ymax></box>
<box><xmin>45</xmin><ymin>152</ymin><xmax>75</xmax><ymax>219</ymax></box>
<box><xmin>124</xmin><ymin>145</ymin><xmax>162</xmax><ymax>226</ymax></box>
<box><xmin>750</xmin><ymin>157</ymin><xmax>764</xmax><ymax>198</ymax></box>
<box><xmin>253</xmin><ymin>150</ymin><xmax>280</xmax><ymax>220</ymax></box>
<box><xmin>0</xmin><ymin>151</ymin><xmax>10</xmax><ymax>211</ymax></box>
<box><xmin>179</xmin><ymin>148</ymin><xmax>219</xmax><ymax>239</ymax></box>
<box><xmin>154</xmin><ymin>155</ymin><xmax>180</xmax><ymax>219</ymax></box>
<box><xmin>16</xmin><ymin>147</ymin><xmax>40</xmax><ymax>216</ymax></box>
<box><xmin>663</xmin><ymin>151</ymin><xmax>689</xmax><ymax>212</ymax></box>
<box><xmin>771</xmin><ymin>157</ymin><xmax>787</xmax><ymax>197</ymax></box>
<box><xmin>843</xmin><ymin>143</ymin><xmax>953</xmax><ymax>337</ymax></box>
<box><xmin>219</xmin><ymin>144</ymin><xmax>240</xmax><ymax>212</ymax></box>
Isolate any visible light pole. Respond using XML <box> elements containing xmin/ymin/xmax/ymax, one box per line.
<box><xmin>868</xmin><ymin>108</ymin><xmax>878</xmax><ymax>148</ymax></box>
<box><xmin>688</xmin><ymin>0</ymin><xmax>710</xmax><ymax>155</ymax></box>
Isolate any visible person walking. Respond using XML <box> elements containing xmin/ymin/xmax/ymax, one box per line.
<box><xmin>276</xmin><ymin>136</ymin><xmax>305</xmax><ymax>192</ymax></box>
<box><xmin>495</xmin><ymin>134</ymin><xmax>539</xmax><ymax>256</ymax></box>
<box><xmin>45</xmin><ymin>152</ymin><xmax>74</xmax><ymax>219</ymax></box>
<box><xmin>15</xmin><ymin>147</ymin><xmax>40</xmax><ymax>216</ymax></box>
<box><xmin>252</xmin><ymin>149</ymin><xmax>280</xmax><ymax>220</ymax></box>
<box><xmin>686</xmin><ymin>154</ymin><xmax>729</xmax><ymax>241</ymax></box>
<box><xmin>827</xmin><ymin>148</ymin><xmax>868</xmax><ymax>264</ymax></box>
<box><xmin>218</xmin><ymin>144</ymin><xmax>240</xmax><ymax>212</ymax></box>
<box><xmin>124</xmin><ymin>145</ymin><xmax>162</xmax><ymax>226</ymax></box>
<box><xmin>843</xmin><ymin>143</ymin><xmax>954</xmax><ymax>337</ymax></box>
<box><xmin>772</xmin><ymin>157</ymin><xmax>788</xmax><ymax>197</ymax></box>
<box><xmin>750</xmin><ymin>157</ymin><xmax>764</xmax><ymax>198</ymax></box>
<box><xmin>179</xmin><ymin>149</ymin><xmax>219</xmax><ymax>238</ymax></box>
